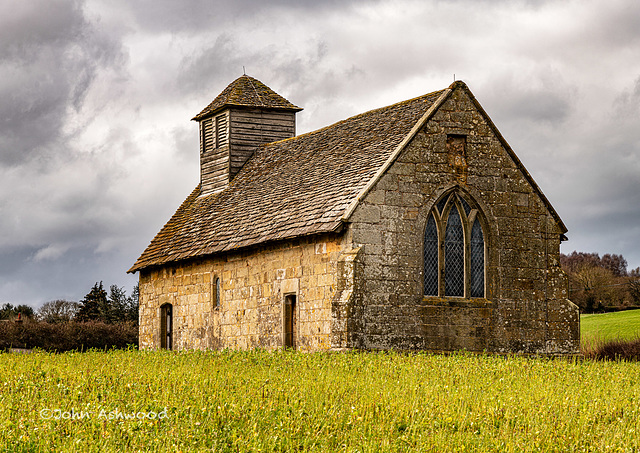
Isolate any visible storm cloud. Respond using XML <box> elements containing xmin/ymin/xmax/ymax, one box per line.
<box><xmin>1</xmin><ymin>0</ymin><xmax>640</xmax><ymax>307</ymax></box>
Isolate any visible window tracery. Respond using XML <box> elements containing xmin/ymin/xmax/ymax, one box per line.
<box><xmin>424</xmin><ymin>191</ymin><xmax>486</xmax><ymax>298</ymax></box>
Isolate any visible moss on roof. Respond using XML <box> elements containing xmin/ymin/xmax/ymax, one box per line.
<box><xmin>192</xmin><ymin>75</ymin><xmax>302</xmax><ymax>121</ymax></box>
<box><xmin>130</xmin><ymin>79</ymin><xmax>568</xmax><ymax>273</ymax></box>
<box><xmin>129</xmin><ymin>89</ymin><xmax>445</xmax><ymax>272</ymax></box>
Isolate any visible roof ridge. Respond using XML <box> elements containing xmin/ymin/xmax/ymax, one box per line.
<box><xmin>268</xmin><ymin>89</ymin><xmax>447</xmax><ymax>146</ymax></box>
<box><xmin>340</xmin><ymin>87</ymin><xmax>453</xmax><ymax>221</ymax></box>
<box><xmin>245</xmin><ymin>75</ymin><xmax>266</xmax><ymax>108</ymax></box>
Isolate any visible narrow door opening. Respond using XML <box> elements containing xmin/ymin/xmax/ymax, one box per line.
<box><xmin>283</xmin><ymin>294</ymin><xmax>297</xmax><ymax>349</ymax></box>
<box><xmin>160</xmin><ymin>304</ymin><xmax>173</xmax><ymax>350</ymax></box>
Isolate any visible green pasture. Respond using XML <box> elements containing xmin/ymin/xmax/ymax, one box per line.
<box><xmin>581</xmin><ymin>308</ymin><xmax>640</xmax><ymax>344</ymax></box>
<box><xmin>2</xmin><ymin>349</ymin><xmax>640</xmax><ymax>452</ymax></box>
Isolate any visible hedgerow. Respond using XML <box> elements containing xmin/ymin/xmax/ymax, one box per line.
<box><xmin>0</xmin><ymin>320</ymin><xmax>137</xmax><ymax>352</ymax></box>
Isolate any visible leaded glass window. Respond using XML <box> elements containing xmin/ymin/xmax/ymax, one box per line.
<box><xmin>460</xmin><ymin>198</ymin><xmax>472</xmax><ymax>216</ymax></box>
<box><xmin>436</xmin><ymin>196</ymin><xmax>448</xmax><ymax>215</ymax></box>
<box><xmin>445</xmin><ymin>205</ymin><xmax>464</xmax><ymax>297</ymax></box>
<box><xmin>470</xmin><ymin>218</ymin><xmax>485</xmax><ymax>298</ymax></box>
<box><xmin>423</xmin><ymin>214</ymin><xmax>439</xmax><ymax>296</ymax></box>
<box><xmin>423</xmin><ymin>191</ymin><xmax>486</xmax><ymax>298</ymax></box>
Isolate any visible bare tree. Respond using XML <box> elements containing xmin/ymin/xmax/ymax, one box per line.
<box><xmin>601</xmin><ymin>253</ymin><xmax>628</xmax><ymax>277</ymax></box>
<box><xmin>630</xmin><ymin>267</ymin><xmax>640</xmax><ymax>305</ymax></box>
<box><xmin>38</xmin><ymin>300</ymin><xmax>81</xmax><ymax>323</ymax></box>
<box><xmin>571</xmin><ymin>266</ymin><xmax>618</xmax><ymax>312</ymax></box>
<box><xmin>562</xmin><ymin>252</ymin><xmax>637</xmax><ymax>312</ymax></box>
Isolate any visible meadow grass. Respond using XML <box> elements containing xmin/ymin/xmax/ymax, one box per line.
<box><xmin>581</xmin><ymin>309</ymin><xmax>640</xmax><ymax>347</ymax></box>
<box><xmin>2</xmin><ymin>349</ymin><xmax>640</xmax><ymax>452</ymax></box>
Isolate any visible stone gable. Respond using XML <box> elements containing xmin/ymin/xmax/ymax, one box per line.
<box><xmin>346</xmin><ymin>87</ymin><xmax>578</xmax><ymax>353</ymax></box>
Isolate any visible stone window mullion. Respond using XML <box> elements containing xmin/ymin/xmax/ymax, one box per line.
<box><xmin>463</xmin><ymin>209</ymin><xmax>471</xmax><ymax>299</ymax></box>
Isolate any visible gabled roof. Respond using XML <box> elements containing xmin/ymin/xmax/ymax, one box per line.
<box><xmin>129</xmin><ymin>88</ymin><xmax>446</xmax><ymax>273</ymax></box>
<box><xmin>192</xmin><ymin>75</ymin><xmax>302</xmax><ymax>121</ymax></box>
<box><xmin>129</xmin><ymin>81</ymin><xmax>567</xmax><ymax>273</ymax></box>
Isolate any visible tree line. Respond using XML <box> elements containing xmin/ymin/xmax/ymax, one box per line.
<box><xmin>561</xmin><ymin>251</ymin><xmax>640</xmax><ymax>313</ymax></box>
<box><xmin>1</xmin><ymin>282</ymin><xmax>139</xmax><ymax>352</ymax></box>
<box><xmin>0</xmin><ymin>282</ymin><xmax>138</xmax><ymax>325</ymax></box>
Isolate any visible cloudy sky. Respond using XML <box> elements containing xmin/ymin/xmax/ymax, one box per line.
<box><xmin>2</xmin><ymin>0</ymin><xmax>639</xmax><ymax>308</ymax></box>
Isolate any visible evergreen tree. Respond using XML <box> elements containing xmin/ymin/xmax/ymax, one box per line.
<box><xmin>108</xmin><ymin>285</ymin><xmax>130</xmax><ymax>323</ymax></box>
<box><xmin>0</xmin><ymin>303</ymin><xmax>35</xmax><ymax>320</ymax></box>
<box><xmin>76</xmin><ymin>282</ymin><xmax>108</xmax><ymax>322</ymax></box>
<box><xmin>15</xmin><ymin>304</ymin><xmax>35</xmax><ymax>319</ymax></box>
<box><xmin>126</xmin><ymin>284</ymin><xmax>139</xmax><ymax>324</ymax></box>
<box><xmin>0</xmin><ymin>303</ymin><xmax>15</xmax><ymax>320</ymax></box>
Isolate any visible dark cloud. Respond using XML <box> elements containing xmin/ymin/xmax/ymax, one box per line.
<box><xmin>110</xmin><ymin>0</ymin><xmax>372</xmax><ymax>34</ymax></box>
<box><xmin>613</xmin><ymin>76</ymin><xmax>640</xmax><ymax>119</ymax></box>
<box><xmin>0</xmin><ymin>0</ymin><xmax>125</xmax><ymax>166</ymax></box>
<box><xmin>0</xmin><ymin>245</ymin><xmax>138</xmax><ymax>305</ymax></box>
<box><xmin>0</xmin><ymin>1</ymin><xmax>84</xmax><ymax>61</ymax></box>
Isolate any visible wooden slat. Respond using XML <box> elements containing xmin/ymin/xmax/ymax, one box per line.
<box><xmin>215</xmin><ymin>113</ymin><xmax>228</xmax><ymax>147</ymax></box>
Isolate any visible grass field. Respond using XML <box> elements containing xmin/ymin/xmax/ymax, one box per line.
<box><xmin>2</xmin><ymin>349</ymin><xmax>640</xmax><ymax>452</ymax></box>
<box><xmin>581</xmin><ymin>309</ymin><xmax>640</xmax><ymax>344</ymax></box>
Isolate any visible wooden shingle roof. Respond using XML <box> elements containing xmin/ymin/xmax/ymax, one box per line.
<box><xmin>192</xmin><ymin>75</ymin><xmax>302</xmax><ymax>121</ymax></box>
<box><xmin>129</xmin><ymin>88</ymin><xmax>447</xmax><ymax>273</ymax></box>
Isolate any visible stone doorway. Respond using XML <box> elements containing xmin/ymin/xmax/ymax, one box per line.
<box><xmin>283</xmin><ymin>294</ymin><xmax>297</xmax><ymax>349</ymax></box>
<box><xmin>160</xmin><ymin>303</ymin><xmax>173</xmax><ymax>350</ymax></box>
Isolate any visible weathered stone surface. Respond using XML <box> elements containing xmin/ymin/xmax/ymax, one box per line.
<box><xmin>135</xmin><ymin>80</ymin><xmax>579</xmax><ymax>355</ymax></box>
<box><xmin>347</xmin><ymin>87</ymin><xmax>579</xmax><ymax>354</ymax></box>
<box><xmin>139</xmin><ymin>234</ymin><xmax>344</xmax><ymax>351</ymax></box>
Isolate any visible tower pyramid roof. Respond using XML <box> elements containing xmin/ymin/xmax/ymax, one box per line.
<box><xmin>192</xmin><ymin>74</ymin><xmax>302</xmax><ymax>121</ymax></box>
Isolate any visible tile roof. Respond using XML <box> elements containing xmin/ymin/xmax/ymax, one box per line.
<box><xmin>129</xmin><ymin>88</ymin><xmax>446</xmax><ymax>272</ymax></box>
<box><xmin>192</xmin><ymin>75</ymin><xmax>302</xmax><ymax>121</ymax></box>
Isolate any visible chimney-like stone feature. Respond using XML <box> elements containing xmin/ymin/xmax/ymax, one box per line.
<box><xmin>192</xmin><ymin>75</ymin><xmax>302</xmax><ymax>196</ymax></box>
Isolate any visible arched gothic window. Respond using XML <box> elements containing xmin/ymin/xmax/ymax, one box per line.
<box><xmin>424</xmin><ymin>191</ymin><xmax>486</xmax><ymax>298</ymax></box>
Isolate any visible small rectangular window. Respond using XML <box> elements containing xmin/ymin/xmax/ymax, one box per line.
<box><xmin>446</xmin><ymin>134</ymin><xmax>466</xmax><ymax>158</ymax></box>
<box><xmin>446</xmin><ymin>135</ymin><xmax>468</xmax><ymax>182</ymax></box>
<box><xmin>213</xmin><ymin>277</ymin><xmax>221</xmax><ymax>308</ymax></box>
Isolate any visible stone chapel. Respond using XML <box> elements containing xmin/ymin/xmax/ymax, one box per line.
<box><xmin>129</xmin><ymin>75</ymin><xmax>579</xmax><ymax>354</ymax></box>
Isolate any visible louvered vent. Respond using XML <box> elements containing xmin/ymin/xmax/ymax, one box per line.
<box><xmin>215</xmin><ymin>114</ymin><xmax>228</xmax><ymax>147</ymax></box>
<box><xmin>199</xmin><ymin>112</ymin><xmax>230</xmax><ymax>196</ymax></box>
<box><xmin>201</xmin><ymin>119</ymin><xmax>213</xmax><ymax>154</ymax></box>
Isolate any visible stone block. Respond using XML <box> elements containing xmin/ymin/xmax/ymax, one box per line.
<box><xmin>375</xmin><ymin>174</ymin><xmax>398</xmax><ymax>191</ymax></box>
<box><xmin>387</xmin><ymin>162</ymin><xmax>415</xmax><ymax>176</ymax></box>
<box><xmin>351</xmin><ymin>204</ymin><xmax>381</xmax><ymax>224</ymax></box>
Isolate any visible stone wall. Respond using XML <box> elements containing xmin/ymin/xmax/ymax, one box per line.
<box><xmin>347</xmin><ymin>87</ymin><xmax>580</xmax><ymax>354</ymax></box>
<box><xmin>138</xmin><ymin>234</ymin><xmax>346</xmax><ymax>351</ymax></box>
